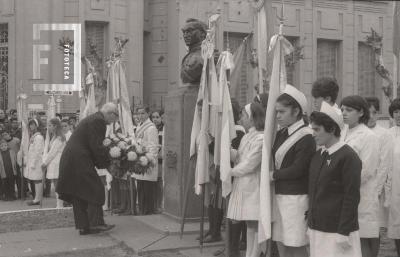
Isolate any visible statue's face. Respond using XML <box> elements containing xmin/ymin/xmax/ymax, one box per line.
<box><xmin>182</xmin><ymin>26</ymin><xmax>205</xmax><ymax>47</ymax></box>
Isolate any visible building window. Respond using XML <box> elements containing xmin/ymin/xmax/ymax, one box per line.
<box><xmin>85</xmin><ymin>22</ymin><xmax>106</xmax><ymax>78</ymax></box>
<box><xmin>285</xmin><ymin>36</ymin><xmax>300</xmax><ymax>88</ymax></box>
<box><xmin>0</xmin><ymin>24</ymin><xmax>8</xmax><ymax>110</ymax></box>
<box><xmin>317</xmin><ymin>39</ymin><xmax>339</xmax><ymax>79</ymax></box>
<box><xmin>358</xmin><ymin>42</ymin><xmax>382</xmax><ymax>104</ymax></box>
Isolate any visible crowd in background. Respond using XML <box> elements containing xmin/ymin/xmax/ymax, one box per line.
<box><xmin>0</xmin><ymin>109</ymin><xmax>76</xmax><ymax>204</ymax></box>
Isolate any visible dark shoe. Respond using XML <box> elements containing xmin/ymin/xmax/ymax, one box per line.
<box><xmin>213</xmin><ymin>247</ymin><xmax>225</xmax><ymax>256</ymax></box>
<box><xmin>79</xmin><ymin>228</ymin><xmax>101</xmax><ymax>235</ymax></box>
<box><xmin>203</xmin><ymin>234</ymin><xmax>222</xmax><ymax>243</ymax></box>
<box><xmin>96</xmin><ymin>224</ymin><xmax>116</xmax><ymax>232</ymax></box>
<box><xmin>27</xmin><ymin>200</ymin><xmax>40</xmax><ymax>206</ymax></box>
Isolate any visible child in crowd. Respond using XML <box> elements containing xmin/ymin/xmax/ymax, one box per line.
<box><xmin>0</xmin><ymin>139</ymin><xmax>17</xmax><ymax>201</ymax></box>
<box><xmin>42</xmin><ymin>118</ymin><xmax>66</xmax><ymax>208</ymax></box>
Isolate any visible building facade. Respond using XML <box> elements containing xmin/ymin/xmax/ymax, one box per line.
<box><xmin>0</xmin><ymin>0</ymin><xmax>396</xmax><ymax>116</ymax></box>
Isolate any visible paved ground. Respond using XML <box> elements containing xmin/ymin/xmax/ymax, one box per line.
<box><xmin>0</xmin><ymin>197</ymin><xmax>57</xmax><ymax>213</ymax></box>
<box><xmin>0</xmin><ymin>200</ymin><xmax>397</xmax><ymax>257</ymax></box>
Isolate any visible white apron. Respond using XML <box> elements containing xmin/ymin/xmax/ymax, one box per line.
<box><xmin>308</xmin><ymin>229</ymin><xmax>362</xmax><ymax>257</ymax></box>
<box><xmin>272</xmin><ymin>127</ymin><xmax>312</xmax><ymax>247</ymax></box>
<box><xmin>388</xmin><ymin>126</ymin><xmax>400</xmax><ymax>239</ymax></box>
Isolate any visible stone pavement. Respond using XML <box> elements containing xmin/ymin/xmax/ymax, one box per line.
<box><xmin>0</xmin><ymin>211</ymin><xmax>222</xmax><ymax>257</ymax></box>
<box><xmin>0</xmin><ymin>199</ymin><xmax>397</xmax><ymax>257</ymax></box>
<box><xmin>0</xmin><ymin>197</ymin><xmax>57</xmax><ymax>213</ymax></box>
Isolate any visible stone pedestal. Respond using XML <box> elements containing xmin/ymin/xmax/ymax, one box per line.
<box><xmin>163</xmin><ymin>85</ymin><xmax>202</xmax><ymax>220</ymax></box>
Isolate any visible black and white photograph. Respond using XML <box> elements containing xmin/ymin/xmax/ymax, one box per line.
<box><xmin>0</xmin><ymin>0</ymin><xmax>400</xmax><ymax>256</ymax></box>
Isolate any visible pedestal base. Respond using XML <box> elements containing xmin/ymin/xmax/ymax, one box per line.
<box><xmin>163</xmin><ymin>86</ymin><xmax>202</xmax><ymax>219</ymax></box>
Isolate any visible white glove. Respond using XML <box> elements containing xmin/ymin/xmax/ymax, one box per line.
<box><xmin>230</xmin><ymin>149</ymin><xmax>238</xmax><ymax>162</ymax></box>
<box><xmin>335</xmin><ymin>234</ymin><xmax>352</xmax><ymax>251</ymax></box>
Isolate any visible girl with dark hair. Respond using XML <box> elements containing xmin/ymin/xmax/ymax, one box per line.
<box><xmin>386</xmin><ymin>98</ymin><xmax>400</xmax><ymax>256</ymax></box>
<box><xmin>271</xmin><ymin>85</ymin><xmax>316</xmax><ymax>257</ymax></box>
<box><xmin>340</xmin><ymin>95</ymin><xmax>380</xmax><ymax>257</ymax></box>
<box><xmin>308</xmin><ymin>102</ymin><xmax>362</xmax><ymax>257</ymax></box>
<box><xmin>227</xmin><ymin>102</ymin><xmax>265</xmax><ymax>257</ymax></box>
<box><xmin>150</xmin><ymin>110</ymin><xmax>164</xmax><ymax>212</ymax></box>
<box><xmin>25</xmin><ymin>119</ymin><xmax>45</xmax><ymax>205</ymax></box>
<box><xmin>42</xmin><ymin>118</ymin><xmax>66</xmax><ymax>208</ymax></box>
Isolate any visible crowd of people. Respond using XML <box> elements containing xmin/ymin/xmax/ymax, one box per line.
<box><xmin>0</xmin><ymin>109</ymin><xmax>76</xmax><ymax>203</ymax></box>
<box><xmin>201</xmin><ymin>77</ymin><xmax>400</xmax><ymax>257</ymax></box>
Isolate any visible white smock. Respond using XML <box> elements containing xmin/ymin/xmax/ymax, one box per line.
<box><xmin>387</xmin><ymin>126</ymin><xmax>400</xmax><ymax>239</ymax></box>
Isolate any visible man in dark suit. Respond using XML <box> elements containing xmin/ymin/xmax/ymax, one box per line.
<box><xmin>57</xmin><ymin>103</ymin><xmax>119</xmax><ymax>235</ymax></box>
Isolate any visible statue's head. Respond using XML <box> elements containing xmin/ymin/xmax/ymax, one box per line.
<box><xmin>182</xmin><ymin>18</ymin><xmax>207</xmax><ymax>47</ymax></box>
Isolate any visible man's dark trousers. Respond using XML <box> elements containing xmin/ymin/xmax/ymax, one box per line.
<box><xmin>71</xmin><ymin>197</ymin><xmax>90</xmax><ymax>229</ymax></box>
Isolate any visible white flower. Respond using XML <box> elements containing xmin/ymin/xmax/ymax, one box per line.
<box><xmin>109</xmin><ymin>146</ymin><xmax>121</xmax><ymax>158</ymax></box>
<box><xmin>103</xmin><ymin>138</ymin><xmax>112</xmax><ymax>147</ymax></box>
<box><xmin>139</xmin><ymin>156</ymin><xmax>149</xmax><ymax>166</ymax></box>
<box><xmin>124</xmin><ymin>138</ymin><xmax>131</xmax><ymax>144</ymax></box>
<box><xmin>136</xmin><ymin>145</ymin><xmax>144</xmax><ymax>154</ymax></box>
<box><xmin>145</xmin><ymin>153</ymin><xmax>155</xmax><ymax>165</ymax></box>
<box><xmin>112</xmin><ymin>137</ymin><xmax>120</xmax><ymax>143</ymax></box>
<box><xmin>117</xmin><ymin>141</ymin><xmax>128</xmax><ymax>150</ymax></box>
<box><xmin>127</xmin><ymin>151</ymin><xmax>138</xmax><ymax>161</ymax></box>
<box><xmin>117</xmin><ymin>132</ymin><xmax>124</xmax><ymax>138</ymax></box>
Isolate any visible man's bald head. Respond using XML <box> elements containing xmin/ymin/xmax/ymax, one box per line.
<box><xmin>101</xmin><ymin>102</ymin><xmax>119</xmax><ymax>124</ymax></box>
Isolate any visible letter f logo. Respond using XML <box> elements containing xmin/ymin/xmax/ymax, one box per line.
<box><xmin>33</xmin><ymin>24</ymin><xmax>50</xmax><ymax>79</ymax></box>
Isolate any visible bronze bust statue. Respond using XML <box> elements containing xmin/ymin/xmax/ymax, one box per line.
<box><xmin>180</xmin><ymin>18</ymin><xmax>207</xmax><ymax>84</ymax></box>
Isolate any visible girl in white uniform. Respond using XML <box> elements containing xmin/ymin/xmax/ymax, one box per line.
<box><xmin>227</xmin><ymin>102</ymin><xmax>265</xmax><ymax>257</ymax></box>
<box><xmin>42</xmin><ymin>118</ymin><xmax>66</xmax><ymax>208</ymax></box>
<box><xmin>387</xmin><ymin>98</ymin><xmax>400</xmax><ymax>256</ymax></box>
<box><xmin>25</xmin><ymin>119</ymin><xmax>45</xmax><ymax>206</ymax></box>
<box><xmin>340</xmin><ymin>95</ymin><xmax>380</xmax><ymax>257</ymax></box>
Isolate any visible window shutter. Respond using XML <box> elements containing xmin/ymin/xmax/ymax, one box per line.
<box><xmin>0</xmin><ymin>24</ymin><xmax>8</xmax><ymax>110</ymax></box>
<box><xmin>317</xmin><ymin>40</ymin><xmax>338</xmax><ymax>79</ymax></box>
<box><xmin>358</xmin><ymin>42</ymin><xmax>382</xmax><ymax>104</ymax></box>
<box><xmin>85</xmin><ymin>22</ymin><xmax>106</xmax><ymax>78</ymax></box>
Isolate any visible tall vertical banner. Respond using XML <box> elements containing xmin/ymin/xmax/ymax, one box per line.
<box><xmin>393</xmin><ymin>1</ymin><xmax>400</xmax><ymax>99</ymax></box>
<box><xmin>251</xmin><ymin>0</ymin><xmax>275</xmax><ymax>94</ymax></box>
<box><xmin>43</xmin><ymin>95</ymin><xmax>56</xmax><ymax>162</ymax></box>
<box><xmin>16</xmin><ymin>92</ymin><xmax>29</xmax><ymax>166</ymax></box>
<box><xmin>258</xmin><ymin>23</ymin><xmax>293</xmax><ymax>243</ymax></box>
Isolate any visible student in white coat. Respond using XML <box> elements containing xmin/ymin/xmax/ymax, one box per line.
<box><xmin>132</xmin><ymin>106</ymin><xmax>159</xmax><ymax>215</ymax></box>
<box><xmin>365</xmin><ymin>97</ymin><xmax>393</xmax><ymax>242</ymax></box>
<box><xmin>25</xmin><ymin>119</ymin><xmax>45</xmax><ymax>205</ymax></box>
<box><xmin>387</xmin><ymin>98</ymin><xmax>400</xmax><ymax>256</ymax></box>
<box><xmin>42</xmin><ymin>118</ymin><xmax>66</xmax><ymax>208</ymax></box>
<box><xmin>340</xmin><ymin>95</ymin><xmax>380</xmax><ymax>257</ymax></box>
<box><xmin>227</xmin><ymin>102</ymin><xmax>265</xmax><ymax>257</ymax></box>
